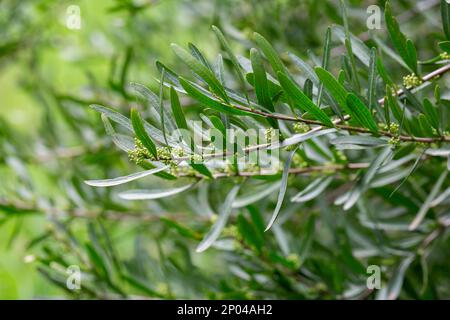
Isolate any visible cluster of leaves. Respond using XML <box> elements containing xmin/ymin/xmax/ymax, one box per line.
<box><xmin>1</xmin><ymin>0</ymin><xmax>449</xmax><ymax>299</ymax></box>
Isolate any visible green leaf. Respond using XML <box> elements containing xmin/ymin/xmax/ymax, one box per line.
<box><xmin>130</xmin><ymin>108</ymin><xmax>158</xmax><ymax>159</ymax></box>
<box><xmin>368</xmin><ymin>48</ymin><xmax>378</xmax><ymax>113</ymax></box>
<box><xmin>169</xmin><ymin>87</ymin><xmax>188</xmax><ymax>130</ymax></box>
<box><xmin>340</xmin><ymin>0</ymin><xmax>360</xmax><ymax>90</ymax></box>
<box><xmin>84</xmin><ymin>166</ymin><xmax>168</xmax><ymax>187</ymax></box>
<box><xmin>250</xmin><ymin>48</ymin><xmax>274</xmax><ymax>111</ymax></box>
<box><xmin>237</xmin><ymin>213</ymin><xmax>264</xmax><ymax>252</ymax></box>
<box><xmin>439</xmin><ymin>41</ymin><xmax>450</xmax><ymax>54</ymax></box>
<box><xmin>190</xmin><ymin>163</ymin><xmax>213</xmax><ymax>179</ymax></box>
<box><xmin>380</xmin><ymin>255</ymin><xmax>415</xmax><ymax>300</ymax></box>
<box><xmin>171</xmin><ymin>43</ymin><xmax>229</xmax><ymax>103</ymax></box>
<box><xmin>91</xmin><ymin>104</ymin><xmax>132</xmax><ymax>132</ymax></box>
<box><xmin>423</xmin><ymin>98</ymin><xmax>440</xmax><ymax>132</ymax></box>
<box><xmin>277</xmin><ymin>72</ymin><xmax>334</xmax><ymax>127</ymax></box>
<box><xmin>315</xmin><ymin>67</ymin><xmax>349</xmax><ymax>114</ymax></box>
<box><xmin>119</xmin><ymin>183</ymin><xmax>195</xmax><ymax>200</ymax></box>
<box><xmin>332</xmin><ymin>25</ymin><xmax>370</xmax><ymax>67</ymax></box>
<box><xmin>298</xmin><ymin>215</ymin><xmax>316</xmax><ymax>265</ymax></box>
<box><xmin>265</xmin><ymin>148</ymin><xmax>297</xmax><ymax>231</ymax></box>
<box><xmin>196</xmin><ymin>185</ymin><xmax>240</xmax><ymax>252</ymax></box>
<box><xmin>85</xmin><ymin>243</ymin><xmax>110</xmax><ymax>280</ymax></box>
<box><xmin>331</xmin><ymin>135</ymin><xmax>387</xmax><ymax>148</ymax></box>
<box><xmin>232</xmin><ymin>182</ymin><xmax>281</xmax><ymax>208</ymax></box>
<box><xmin>441</xmin><ymin>0</ymin><xmax>450</xmax><ymax>40</ymax></box>
<box><xmin>253</xmin><ymin>32</ymin><xmax>287</xmax><ymax>77</ymax></box>
<box><xmin>317</xmin><ymin>27</ymin><xmax>332</xmax><ymax>106</ymax></box>
<box><xmin>188</xmin><ymin>42</ymin><xmax>212</xmax><ymax>70</ymax></box>
<box><xmin>384</xmin><ymin>2</ymin><xmax>417</xmax><ymax>73</ymax></box>
<box><xmin>409</xmin><ymin>171</ymin><xmax>448</xmax><ymax>230</ymax></box>
<box><xmin>159</xmin><ymin>69</ymin><xmax>169</xmax><ymax>145</ymax></box>
<box><xmin>303</xmin><ymin>79</ymin><xmax>313</xmax><ymax>100</ymax></box>
<box><xmin>179</xmin><ymin>77</ymin><xmax>253</xmax><ymax>116</ymax></box>
<box><xmin>346</xmin><ymin>94</ymin><xmax>379</xmax><ymax>133</ymax></box>
<box><xmin>211</xmin><ymin>25</ymin><xmax>250</xmax><ymax>103</ymax></box>
<box><xmin>291</xmin><ymin>177</ymin><xmax>333</xmax><ymax>203</ymax></box>
<box><xmin>343</xmin><ymin>147</ymin><xmax>393</xmax><ymax>210</ymax></box>
<box><xmin>160</xmin><ymin>217</ymin><xmax>201</xmax><ymax>240</ymax></box>
<box><xmin>208</xmin><ymin>115</ymin><xmax>226</xmax><ymax>136</ymax></box>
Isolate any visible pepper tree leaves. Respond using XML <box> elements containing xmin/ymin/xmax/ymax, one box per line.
<box><xmin>265</xmin><ymin>148</ymin><xmax>297</xmax><ymax>231</ymax></box>
<box><xmin>130</xmin><ymin>108</ymin><xmax>158</xmax><ymax>159</ymax></box>
<box><xmin>384</xmin><ymin>1</ymin><xmax>418</xmax><ymax>73</ymax></box>
<box><xmin>253</xmin><ymin>32</ymin><xmax>288</xmax><ymax>77</ymax></box>
<box><xmin>409</xmin><ymin>171</ymin><xmax>448</xmax><ymax>230</ymax></box>
<box><xmin>84</xmin><ymin>166</ymin><xmax>169</xmax><ymax>187</ymax></box>
<box><xmin>250</xmin><ymin>48</ymin><xmax>274</xmax><ymax>111</ymax></box>
<box><xmin>169</xmin><ymin>87</ymin><xmax>188</xmax><ymax>131</ymax></box>
<box><xmin>346</xmin><ymin>94</ymin><xmax>379</xmax><ymax>133</ymax></box>
<box><xmin>119</xmin><ymin>183</ymin><xmax>195</xmax><ymax>200</ymax></box>
<box><xmin>171</xmin><ymin>43</ymin><xmax>230</xmax><ymax>103</ymax></box>
<box><xmin>277</xmin><ymin>72</ymin><xmax>334</xmax><ymax>127</ymax></box>
<box><xmin>441</xmin><ymin>0</ymin><xmax>450</xmax><ymax>40</ymax></box>
<box><xmin>211</xmin><ymin>25</ymin><xmax>250</xmax><ymax>104</ymax></box>
<box><xmin>179</xmin><ymin>77</ymin><xmax>253</xmax><ymax>116</ymax></box>
<box><xmin>343</xmin><ymin>147</ymin><xmax>393</xmax><ymax>210</ymax></box>
<box><xmin>196</xmin><ymin>185</ymin><xmax>241</xmax><ymax>252</ymax></box>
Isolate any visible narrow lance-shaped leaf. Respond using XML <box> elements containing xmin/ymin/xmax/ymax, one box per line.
<box><xmin>85</xmin><ymin>166</ymin><xmax>169</xmax><ymax>187</ymax></box>
<box><xmin>278</xmin><ymin>72</ymin><xmax>334</xmax><ymax>127</ymax></box>
<box><xmin>211</xmin><ymin>25</ymin><xmax>250</xmax><ymax>104</ymax></box>
<box><xmin>250</xmin><ymin>48</ymin><xmax>274</xmax><ymax>111</ymax></box>
<box><xmin>265</xmin><ymin>148</ymin><xmax>297</xmax><ymax>231</ymax></box>
<box><xmin>344</xmin><ymin>147</ymin><xmax>393</xmax><ymax>210</ymax></box>
<box><xmin>119</xmin><ymin>183</ymin><xmax>195</xmax><ymax>200</ymax></box>
<box><xmin>179</xmin><ymin>77</ymin><xmax>253</xmax><ymax>116</ymax></box>
<box><xmin>253</xmin><ymin>32</ymin><xmax>287</xmax><ymax>77</ymax></box>
<box><xmin>317</xmin><ymin>27</ymin><xmax>332</xmax><ymax>107</ymax></box>
<box><xmin>315</xmin><ymin>67</ymin><xmax>350</xmax><ymax>114</ymax></box>
<box><xmin>423</xmin><ymin>98</ymin><xmax>440</xmax><ymax>133</ymax></box>
<box><xmin>232</xmin><ymin>182</ymin><xmax>281</xmax><ymax>208</ymax></box>
<box><xmin>346</xmin><ymin>94</ymin><xmax>379</xmax><ymax>133</ymax></box>
<box><xmin>196</xmin><ymin>185</ymin><xmax>240</xmax><ymax>252</ymax></box>
<box><xmin>188</xmin><ymin>43</ymin><xmax>212</xmax><ymax>70</ymax></box>
<box><xmin>130</xmin><ymin>108</ymin><xmax>158</xmax><ymax>159</ymax></box>
<box><xmin>385</xmin><ymin>1</ymin><xmax>417</xmax><ymax>73</ymax></box>
<box><xmin>291</xmin><ymin>177</ymin><xmax>333</xmax><ymax>203</ymax></box>
<box><xmin>304</xmin><ymin>79</ymin><xmax>313</xmax><ymax>101</ymax></box>
<box><xmin>441</xmin><ymin>0</ymin><xmax>450</xmax><ymax>40</ymax></box>
<box><xmin>170</xmin><ymin>87</ymin><xmax>188</xmax><ymax>130</ymax></box>
<box><xmin>171</xmin><ymin>43</ymin><xmax>229</xmax><ymax>103</ymax></box>
<box><xmin>368</xmin><ymin>48</ymin><xmax>378</xmax><ymax>113</ymax></box>
<box><xmin>159</xmin><ymin>69</ymin><xmax>169</xmax><ymax>145</ymax></box>
<box><xmin>341</xmin><ymin>0</ymin><xmax>360</xmax><ymax>90</ymax></box>
<box><xmin>409</xmin><ymin>171</ymin><xmax>448</xmax><ymax>230</ymax></box>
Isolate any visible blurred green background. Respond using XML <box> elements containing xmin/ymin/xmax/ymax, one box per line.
<box><xmin>1</xmin><ymin>0</ymin><xmax>448</xmax><ymax>299</ymax></box>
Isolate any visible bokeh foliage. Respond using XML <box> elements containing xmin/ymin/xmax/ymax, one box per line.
<box><xmin>0</xmin><ymin>0</ymin><xmax>449</xmax><ymax>299</ymax></box>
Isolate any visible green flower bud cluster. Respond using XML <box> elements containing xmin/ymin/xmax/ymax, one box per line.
<box><xmin>335</xmin><ymin>150</ymin><xmax>347</xmax><ymax>162</ymax></box>
<box><xmin>128</xmin><ymin>138</ymin><xmax>152</xmax><ymax>165</ymax></box>
<box><xmin>223</xmin><ymin>225</ymin><xmax>239</xmax><ymax>238</ymax></box>
<box><xmin>388</xmin><ymin>137</ymin><xmax>401</xmax><ymax>146</ymax></box>
<box><xmin>169</xmin><ymin>165</ymin><xmax>196</xmax><ymax>176</ymax></box>
<box><xmin>293</xmin><ymin>122</ymin><xmax>310</xmax><ymax>134</ymax></box>
<box><xmin>286</xmin><ymin>253</ymin><xmax>301</xmax><ymax>270</ymax></box>
<box><xmin>244</xmin><ymin>163</ymin><xmax>261</xmax><ymax>173</ymax></box>
<box><xmin>264</xmin><ymin>128</ymin><xmax>274</xmax><ymax>143</ymax></box>
<box><xmin>379</xmin><ymin>122</ymin><xmax>399</xmax><ymax>134</ymax></box>
<box><xmin>440</xmin><ymin>52</ymin><xmax>450</xmax><ymax>60</ymax></box>
<box><xmin>403</xmin><ymin>73</ymin><xmax>423</xmax><ymax>89</ymax></box>
<box><xmin>128</xmin><ymin>138</ymin><xmax>185</xmax><ymax>166</ymax></box>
